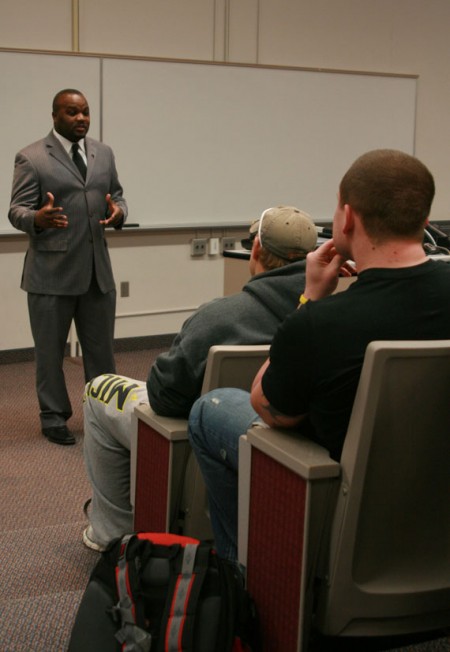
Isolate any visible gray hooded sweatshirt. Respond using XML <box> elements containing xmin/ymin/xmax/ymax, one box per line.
<box><xmin>147</xmin><ymin>260</ymin><xmax>306</xmax><ymax>418</ymax></box>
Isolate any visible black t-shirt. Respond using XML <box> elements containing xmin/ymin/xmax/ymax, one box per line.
<box><xmin>262</xmin><ymin>260</ymin><xmax>450</xmax><ymax>460</ymax></box>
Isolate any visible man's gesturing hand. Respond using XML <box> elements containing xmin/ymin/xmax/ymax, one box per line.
<box><xmin>35</xmin><ymin>192</ymin><xmax>68</xmax><ymax>229</ymax></box>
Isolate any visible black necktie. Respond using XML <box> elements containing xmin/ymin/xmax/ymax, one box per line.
<box><xmin>71</xmin><ymin>142</ymin><xmax>87</xmax><ymax>180</ymax></box>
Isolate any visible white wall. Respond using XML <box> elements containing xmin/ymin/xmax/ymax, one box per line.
<box><xmin>109</xmin><ymin>230</ymin><xmax>229</xmax><ymax>340</ymax></box>
<box><xmin>1</xmin><ymin>0</ymin><xmax>450</xmax><ymax>351</ymax></box>
<box><xmin>0</xmin><ymin>240</ymin><xmax>30</xmax><ymax>350</ymax></box>
<box><xmin>0</xmin><ymin>227</ymin><xmax>244</xmax><ymax>350</ymax></box>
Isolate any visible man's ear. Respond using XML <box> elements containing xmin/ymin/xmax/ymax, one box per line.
<box><xmin>343</xmin><ymin>204</ymin><xmax>355</xmax><ymax>234</ymax></box>
<box><xmin>251</xmin><ymin>236</ymin><xmax>262</xmax><ymax>261</ymax></box>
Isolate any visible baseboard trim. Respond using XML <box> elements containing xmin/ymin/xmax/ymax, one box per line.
<box><xmin>0</xmin><ymin>333</ymin><xmax>176</xmax><ymax>365</ymax></box>
<box><xmin>113</xmin><ymin>334</ymin><xmax>176</xmax><ymax>352</ymax></box>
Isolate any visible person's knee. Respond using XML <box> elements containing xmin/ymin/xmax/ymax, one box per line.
<box><xmin>84</xmin><ymin>373</ymin><xmax>119</xmax><ymax>399</ymax></box>
<box><xmin>189</xmin><ymin>388</ymin><xmax>238</xmax><ymax>432</ymax></box>
<box><xmin>188</xmin><ymin>388</ymin><xmax>251</xmax><ymax>451</ymax></box>
<box><xmin>83</xmin><ymin>378</ymin><xmax>114</xmax><ymax>440</ymax></box>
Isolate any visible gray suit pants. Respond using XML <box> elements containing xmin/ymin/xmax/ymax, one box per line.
<box><xmin>28</xmin><ymin>276</ymin><xmax>116</xmax><ymax>428</ymax></box>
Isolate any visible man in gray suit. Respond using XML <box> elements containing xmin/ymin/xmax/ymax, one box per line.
<box><xmin>9</xmin><ymin>88</ymin><xmax>128</xmax><ymax>445</ymax></box>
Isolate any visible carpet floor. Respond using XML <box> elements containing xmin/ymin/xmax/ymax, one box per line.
<box><xmin>0</xmin><ymin>349</ymin><xmax>163</xmax><ymax>652</ymax></box>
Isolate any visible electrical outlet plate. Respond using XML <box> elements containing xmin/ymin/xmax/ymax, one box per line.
<box><xmin>191</xmin><ymin>238</ymin><xmax>207</xmax><ymax>256</ymax></box>
<box><xmin>120</xmin><ymin>281</ymin><xmax>129</xmax><ymax>297</ymax></box>
<box><xmin>222</xmin><ymin>237</ymin><xmax>235</xmax><ymax>251</ymax></box>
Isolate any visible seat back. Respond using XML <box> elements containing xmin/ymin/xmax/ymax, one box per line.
<box><xmin>201</xmin><ymin>344</ymin><xmax>270</xmax><ymax>393</ymax></box>
<box><xmin>315</xmin><ymin>340</ymin><xmax>450</xmax><ymax>636</ymax></box>
<box><xmin>181</xmin><ymin>344</ymin><xmax>270</xmax><ymax>538</ymax></box>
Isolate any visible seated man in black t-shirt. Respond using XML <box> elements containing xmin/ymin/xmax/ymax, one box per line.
<box><xmin>188</xmin><ymin>148</ymin><xmax>450</xmax><ymax>564</ymax></box>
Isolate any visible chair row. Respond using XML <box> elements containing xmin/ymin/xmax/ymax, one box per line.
<box><xmin>131</xmin><ymin>341</ymin><xmax>450</xmax><ymax>651</ymax></box>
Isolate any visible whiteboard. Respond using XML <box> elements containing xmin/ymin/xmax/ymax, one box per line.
<box><xmin>103</xmin><ymin>59</ymin><xmax>416</xmax><ymax>227</ymax></box>
<box><xmin>0</xmin><ymin>50</ymin><xmax>416</xmax><ymax>231</ymax></box>
<box><xmin>0</xmin><ymin>50</ymin><xmax>100</xmax><ymax>233</ymax></box>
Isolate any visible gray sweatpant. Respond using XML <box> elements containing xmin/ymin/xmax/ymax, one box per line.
<box><xmin>83</xmin><ymin>374</ymin><xmax>149</xmax><ymax>547</ymax></box>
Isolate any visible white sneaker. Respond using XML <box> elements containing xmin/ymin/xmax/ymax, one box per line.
<box><xmin>82</xmin><ymin>525</ymin><xmax>106</xmax><ymax>552</ymax></box>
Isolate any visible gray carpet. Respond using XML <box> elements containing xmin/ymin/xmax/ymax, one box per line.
<box><xmin>0</xmin><ymin>349</ymin><xmax>163</xmax><ymax>652</ymax></box>
<box><xmin>0</xmin><ymin>350</ymin><xmax>449</xmax><ymax>651</ymax></box>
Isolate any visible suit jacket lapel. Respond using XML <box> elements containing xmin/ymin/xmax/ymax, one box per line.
<box><xmin>44</xmin><ymin>132</ymin><xmax>75</xmax><ymax>175</ymax></box>
<box><xmin>85</xmin><ymin>137</ymin><xmax>97</xmax><ymax>183</ymax></box>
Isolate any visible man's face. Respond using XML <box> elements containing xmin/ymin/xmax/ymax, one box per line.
<box><xmin>52</xmin><ymin>93</ymin><xmax>90</xmax><ymax>142</ymax></box>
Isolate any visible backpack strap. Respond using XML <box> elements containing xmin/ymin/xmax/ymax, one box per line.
<box><xmin>112</xmin><ymin>533</ymin><xmax>212</xmax><ymax>652</ymax></box>
<box><xmin>114</xmin><ymin>533</ymin><xmax>152</xmax><ymax>652</ymax></box>
<box><xmin>159</xmin><ymin>541</ymin><xmax>211</xmax><ymax>652</ymax></box>
<box><xmin>164</xmin><ymin>541</ymin><xmax>198</xmax><ymax>651</ymax></box>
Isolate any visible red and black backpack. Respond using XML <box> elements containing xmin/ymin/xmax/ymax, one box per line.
<box><xmin>69</xmin><ymin>532</ymin><xmax>261</xmax><ymax>652</ymax></box>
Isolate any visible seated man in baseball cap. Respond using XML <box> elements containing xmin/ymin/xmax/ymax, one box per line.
<box><xmin>82</xmin><ymin>205</ymin><xmax>318</xmax><ymax>551</ymax></box>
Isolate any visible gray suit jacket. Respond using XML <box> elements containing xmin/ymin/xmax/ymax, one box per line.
<box><xmin>8</xmin><ymin>132</ymin><xmax>128</xmax><ymax>295</ymax></box>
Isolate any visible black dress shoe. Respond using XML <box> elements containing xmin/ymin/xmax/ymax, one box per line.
<box><xmin>42</xmin><ymin>425</ymin><xmax>76</xmax><ymax>445</ymax></box>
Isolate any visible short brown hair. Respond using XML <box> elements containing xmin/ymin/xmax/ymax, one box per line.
<box><xmin>339</xmin><ymin>149</ymin><xmax>435</xmax><ymax>241</ymax></box>
<box><xmin>259</xmin><ymin>246</ymin><xmax>302</xmax><ymax>271</ymax></box>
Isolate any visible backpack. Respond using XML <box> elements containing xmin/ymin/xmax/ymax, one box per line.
<box><xmin>68</xmin><ymin>532</ymin><xmax>261</xmax><ymax>652</ymax></box>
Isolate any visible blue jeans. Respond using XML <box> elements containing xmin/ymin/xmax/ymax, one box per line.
<box><xmin>188</xmin><ymin>387</ymin><xmax>261</xmax><ymax>563</ymax></box>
